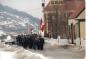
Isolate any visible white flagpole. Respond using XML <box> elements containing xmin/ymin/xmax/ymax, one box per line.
<box><xmin>41</xmin><ymin>0</ymin><xmax>45</xmax><ymax>37</ymax></box>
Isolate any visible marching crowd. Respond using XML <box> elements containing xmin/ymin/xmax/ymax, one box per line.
<box><xmin>16</xmin><ymin>34</ymin><xmax>45</xmax><ymax>50</ymax></box>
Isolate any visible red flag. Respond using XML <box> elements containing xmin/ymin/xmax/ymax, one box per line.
<box><xmin>29</xmin><ymin>24</ymin><xmax>34</xmax><ymax>33</ymax></box>
<box><xmin>30</xmin><ymin>27</ymin><xmax>34</xmax><ymax>32</ymax></box>
<box><xmin>40</xmin><ymin>19</ymin><xmax>45</xmax><ymax>32</ymax></box>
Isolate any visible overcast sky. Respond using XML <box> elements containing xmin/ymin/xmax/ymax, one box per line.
<box><xmin>0</xmin><ymin>0</ymin><xmax>49</xmax><ymax>18</ymax></box>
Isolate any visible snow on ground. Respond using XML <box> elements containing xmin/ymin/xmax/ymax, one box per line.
<box><xmin>29</xmin><ymin>38</ymin><xmax>85</xmax><ymax>59</ymax></box>
<box><xmin>45</xmin><ymin>38</ymin><xmax>69</xmax><ymax>47</ymax></box>
<box><xmin>0</xmin><ymin>38</ymin><xmax>85</xmax><ymax>59</ymax></box>
<box><xmin>0</xmin><ymin>42</ymin><xmax>50</xmax><ymax>59</ymax></box>
<box><xmin>0</xmin><ymin>30</ymin><xmax>6</xmax><ymax>36</ymax></box>
<box><xmin>0</xmin><ymin>51</ymin><xmax>15</xmax><ymax>59</ymax></box>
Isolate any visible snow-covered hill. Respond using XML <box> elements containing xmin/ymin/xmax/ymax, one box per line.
<box><xmin>0</xmin><ymin>4</ymin><xmax>40</xmax><ymax>35</ymax></box>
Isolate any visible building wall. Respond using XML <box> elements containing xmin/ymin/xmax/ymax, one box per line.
<box><xmin>76</xmin><ymin>9</ymin><xmax>85</xmax><ymax>39</ymax></box>
<box><xmin>44</xmin><ymin>0</ymin><xmax>68</xmax><ymax>39</ymax></box>
<box><xmin>80</xmin><ymin>21</ymin><xmax>85</xmax><ymax>39</ymax></box>
<box><xmin>75</xmin><ymin>23</ymin><xmax>79</xmax><ymax>39</ymax></box>
<box><xmin>44</xmin><ymin>11</ymin><xmax>68</xmax><ymax>38</ymax></box>
<box><xmin>75</xmin><ymin>20</ymin><xmax>85</xmax><ymax>47</ymax></box>
<box><xmin>44</xmin><ymin>0</ymin><xmax>85</xmax><ymax>39</ymax></box>
<box><xmin>75</xmin><ymin>9</ymin><xmax>85</xmax><ymax>47</ymax></box>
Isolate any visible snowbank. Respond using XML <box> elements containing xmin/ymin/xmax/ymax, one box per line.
<box><xmin>75</xmin><ymin>38</ymin><xmax>85</xmax><ymax>48</ymax></box>
<box><xmin>0</xmin><ymin>42</ymin><xmax>49</xmax><ymax>59</ymax></box>
<box><xmin>15</xmin><ymin>49</ymin><xmax>49</xmax><ymax>59</ymax></box>
<box><xmin>0</xmin><ymin>30</ymin><xmax>6</xmax><ymax>36</ymax></box>
<box><xmin>4</xmin><ymin>35</ymin><xmax>14</xmax><ymax>42</ymax></box>
<box><xmin>0</xmin><ymin>51</ymin><xmax>15</xmax><ymax>59</ymax></box>
<box><xmin>45</xmin><ymin>38</ymin><xmax>68</xmax><ymax>46</ymax></box>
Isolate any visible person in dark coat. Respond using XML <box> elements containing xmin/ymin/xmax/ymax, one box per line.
<box><xmin>16</xmin><ymin>35</ymin><xmax>22</xmax><ymax>46</ymax></box>
<box><xmin>28</xmin><ymin>34</ymin><xmax>34</xmax><ymax>49</ymax></box>
<box><xmin>22</xmin><ymin>35</ymin><xmax>28</xmax><ymax>48</ymax></box>
<box><xmin>38</xmin><ymin>36</ymin><xmax>45</xmax><ymax>50</ymax></box>
<box><xmin>26</xmin><ymin>35</ymin><xmax>30</xmax><ymax>48</ymax></box>
<box><xmin>33</xmin><ymin>37</ymin><xmax>39</xmax><ymax>50</ymax></box>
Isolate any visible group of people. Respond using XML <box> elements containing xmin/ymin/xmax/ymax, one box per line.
<box><xmin>16</xmin><ymin>34</ymin><xmax>45</xmax><ymax>50</ymax></box>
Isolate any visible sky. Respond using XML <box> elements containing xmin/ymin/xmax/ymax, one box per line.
<box><xmin>0</xmin><ymin>0</ymin><xmax>49</xmax><ymax>18</ymax></box>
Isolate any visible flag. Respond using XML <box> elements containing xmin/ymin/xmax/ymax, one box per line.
<box><xmin>40</xmin><ymin>19</ymin><xmax>45</xmax><ymax>32</ymax></box>
<box><xmin>28</xmin><ymin>24</ymin><xmax>34</xmax><ymax>33</ymax></box>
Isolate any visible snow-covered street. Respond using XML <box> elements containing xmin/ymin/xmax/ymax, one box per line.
<box><xmin>0</xmin><ymin>39</ymin><xmax>85</xmax><ymax>59</ymax></box>
<box><xmin>27</xmin><ymin>39</ymin><xmax>85</xmax><ymax>59</ymax></box>
<box><xmin>0</xmin><ymin>0</ymin><xmax>85</xmax><ymax>59</ymax></box>
<box><xmin>29</xmin><ymin>45</ymin><xmax>85</xmax><ymax>59</ymax></box>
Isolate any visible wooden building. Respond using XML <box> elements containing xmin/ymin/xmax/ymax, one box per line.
<box><xmin>43</xmin><ymin>0</ymin><xmax>85</xmax><ymax>44</ymax></box>
<box><xmin>76</xmin><ymin>8</ymin><xmax>85</xmax><ymax>47</ymax></box>
<box><xmin>43</xmin><ymin>0</ymin><xmax>68</xmax><ymax>39</ymax></box>
<box><xmin>64</xmin><ymin>0</ymin><xmax>85</xmax><ymax>44</ymax></box>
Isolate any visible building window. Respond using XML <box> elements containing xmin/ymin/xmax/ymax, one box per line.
<box><xmin>51</xmin><ymin>1</ymin><xmax>54</xmax><ymax>4</ymax></box>
<box><xmin>51</xmin><ymin>1</ymin><xmax>63</xmax><ymax>5</ymax></box>
<box><xmin>52</xmin><ymin>15</ymin><xmax>55</xmax><ymax>20</ymax></box>
<box><xmin>54</xmin><ymin>1</ymin><xmax>58</xmax><ymax>4</ymax></box>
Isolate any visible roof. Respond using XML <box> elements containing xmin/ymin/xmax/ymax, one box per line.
<box><xmin>43</xmin><ymin>1</ymin><xmax>65</xmax><ymax>12</ymax></box>
<box><xmin>65</xmin><ymin>0</ymin><xmax>85</xmax><ymax>19</ymax></box>
<box><xmin>76</xmin><ymin>8</ymin><xmax>85</xmax><ymax>19</ymax></box>
<box><xmin>44</xmin><ymin>0</ymin><xmax>85</xmax><ymax>19</ymax></box>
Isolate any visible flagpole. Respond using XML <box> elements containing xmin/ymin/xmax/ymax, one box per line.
<box><xmin>41</xmin><ymin>0</ymin><xmax>45</xmax><ymax>37</ymax></box>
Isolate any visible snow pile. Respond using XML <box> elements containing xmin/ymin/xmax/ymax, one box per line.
<box><xmin>15</xmin><ymin>49</ymin><xmax>49</xmax><ymax>59</ymax></box>
<box><xmin>58</xmin><ymin>39</ymin><xmax>68</xmax><ymax>45</ymax></box>
<box><xmin>0</xmin><ymin>42</ymin><xmax>16</xmax><ymax>51</ymax></box>
<box><xmin>0</xmin><ymin>51</ymin><xmax>15</xmax><ymax>59</ymax></box>
<box><xmin>46</xmin><ymin>39</ymin><xmax>58</xmax><ymax>46</ymax></box>
<box><xmin>0</xmin><ymin>30</ymin><xmax>6</xmax><ymax>36</ymax></box>
<box><xmin>45</xmin><ymin>38</ymin><xmax>69</xmax><ymax>46</ymax></box>
<box><xmin>0</xmin><ymin>42</ymin><xmax>49</xmax><ymax>59</ymax></box>
<box><xmin>4</xmin><ymin>35</ymin><xmax>14</xmax><ymax>42</ymax></box>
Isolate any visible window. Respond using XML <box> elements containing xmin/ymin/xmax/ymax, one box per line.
<box><xmin>52</xmin><ymin>15</ymin><xmax>55</xmax><ymax>20</ymax></box>
<box><xmin>51</xmin><ymin>1</ymin><xmax>54</xmax><ymax>4</ymax></box>
<box><xmin>51</xmin><ymin>1</ymin><xmax>63</xmax><ymax>5</ymax></box>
